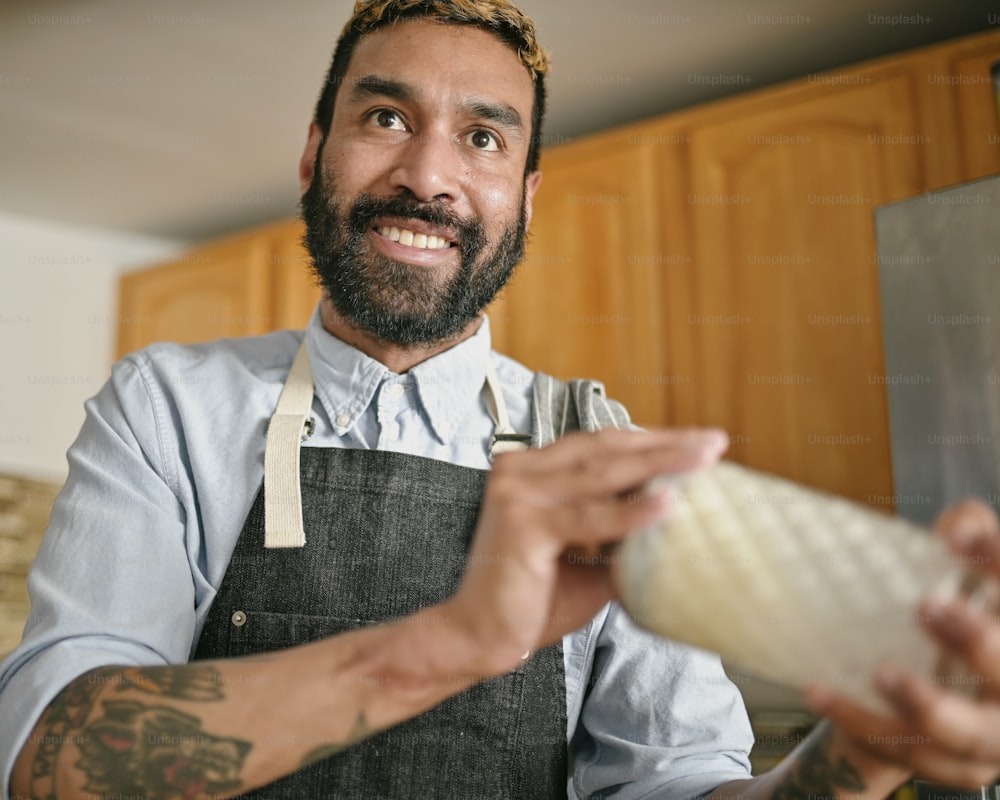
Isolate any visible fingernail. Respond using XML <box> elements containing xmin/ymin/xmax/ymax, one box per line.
<box><xmin>686</xmin><ymin>434</ymin><xmax>727</xmax><ymax>464</ymax></box>
<box><xmin>703</xmin><ymin>429</ymin><xmax>729</xmax><ymax>452</ymax></box>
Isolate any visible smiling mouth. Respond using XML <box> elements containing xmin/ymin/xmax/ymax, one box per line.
<box><xmin>374</xmin><ymin>225</ymin><xmax>454</xmax><ymax>251</ymax></box>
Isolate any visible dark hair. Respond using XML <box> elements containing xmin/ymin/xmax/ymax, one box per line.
<box><xmin>313</xmin><ymin>0</ymin><xmax>549</xmax><ymax>175</ymax></box>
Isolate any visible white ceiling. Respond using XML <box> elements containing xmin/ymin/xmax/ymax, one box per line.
<box><xmin>0</xmin><ymin>0</ymin><xmax>994</xmax><ymax>242</ymax></box>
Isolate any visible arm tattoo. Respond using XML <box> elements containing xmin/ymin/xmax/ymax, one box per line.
<box><xmin>78</xmin><ymin>700</ymin><xmax>251</xmax><ymax>799</ymax></box>
<box><xmin>29</xmin><ymin>669</ymin><xmax>109</xmax><ymax>800</ymax></box>
<box><xmin>299</xmin><ymin>711</ymin><xmax>371</xmax><ymax>769</ymax></box>
<box><xmin>29</xmin><ymin>665</ymin><xmax>240</xmax><ymax>800</ymax></box>
<box><xmin>773</xmin><ymin>724</ymin><xmax>867</xmax><ymax>800</ymax></box>
<box><xmin>111</xmin><ymin>665</ymin><xmax>225</xmax><ymax>701</ymax></box>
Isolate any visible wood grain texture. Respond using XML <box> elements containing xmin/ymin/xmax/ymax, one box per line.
<box><xmin>0</xmin><ymin>473</ymin><xmax>60</xmax><ymax>659</ymax></box>
<box><xmin>115</xmin><ymin>30</ymin><xmax>1000</xmax><ymax>505</ymax></box>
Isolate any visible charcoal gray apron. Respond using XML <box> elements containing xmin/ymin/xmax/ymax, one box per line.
<box><xmin>193</xmin><ymin>336</ymin><xmax>630</xmax><ymax>799</ymax></box>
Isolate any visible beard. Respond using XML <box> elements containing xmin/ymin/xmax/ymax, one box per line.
<box><xmin>300</xmin><ymin>156</ymin><xmax>528</xmax><ymax>347</ymax></box>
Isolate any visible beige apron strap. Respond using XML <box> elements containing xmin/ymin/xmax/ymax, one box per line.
<box><xmin>264</xmin><ymin>338</ymin><xmax>315</xmax><ymax>548</ymax></box>
<box><xmin>484</xmin><ymin>357</ymin><xmax>532</xmax><ymax>460</ymax></box>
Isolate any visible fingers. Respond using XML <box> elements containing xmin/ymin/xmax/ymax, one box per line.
<box><xmin>807</xmin><ymin>680</ymin><xmax>1000</xmax><ymax>788</ymax></box>
<box><xmin>918</xmin><ymin>597</ymin><xmax>1000</xmax><ymax>700</ymax></box>
<box><xmin>875</xmin><ymin>667</ymin><xmax>1000</xmax><ymax>761</ymax></box>
<box><xmin>920</xmin><ymin>499</ymin><xmax>1000</xmax><ymax>700</ymax></box>
<box><xmin>484</xmin><ymin>428</ymin><xmax>725</xmax><ymax>555</ymax></box>
<box><xmin>555</xmin><ymin>486</ymin><xmax>675</xmax><ymax>545</ymax></box>
<box><xmin>806</xmin><ymin>683</ymin><xmax>930</xmax><ymax>767</ymax></box>
<box><xmin>809</xmin><ymin>664</ymin><xmax>1000</xmax><ymax>788</ymax></box>
<box><xmin>492</xmin><ymin>427</ymin><xmax>728</xmax><ymax>505</ymax></box>
<box><xmin>503</xmin><ymin>427</ymin><xmax>728</xmax><ymax>475</ymax></box>
<box><xmin>936</xmin><ymin>499</ymin><xmax>1000</xmax><ymax>576</ymax></box>
<box><xmin>480</xmin><ymin>483</ymin><xmax>674</xmax><ymax>564</ymax></box>
<box><xmin>454</xmin><ymin>427</ymin><xmax>731</xmax><ymax>673</ymax></box>
<box><xmin>808</xmin><ymin>500</ymin><xmax>1000</xmax><ymax>788</ymax></box>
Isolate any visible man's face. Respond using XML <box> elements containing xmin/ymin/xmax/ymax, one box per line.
<box><xmin>300</xmin><ymin>19</ymin><xmax>542</xmax><ymax>347</ymax></box>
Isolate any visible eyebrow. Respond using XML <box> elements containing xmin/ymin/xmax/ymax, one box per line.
<box><xmin>466</xmin><ymin>100</ymin><xmax>524</xmax><ymax>134</ymax></box>
<box><xmin>348</xmin><ymin>74</ymin><xmax>525</xmax><ymax>135</ymax></box>
<box><xmin>348</xmin><ymin>75</ymin><xmax>414</xmax><ymax>104</ymax></box>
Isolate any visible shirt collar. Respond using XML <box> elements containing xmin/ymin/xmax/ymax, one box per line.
<box><xmin>410</xmin><ymin>317</ymin><xmax>492</xmax><ymax>444</ymax></box>
<box><xmin>304</xmin><ymin>306</ymin><xmax>494</xmax><ymax>443</ymax></box>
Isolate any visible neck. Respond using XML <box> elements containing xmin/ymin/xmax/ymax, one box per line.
<box><xmin>319</xmin><ymin>299</ymin><xmax>484</xmax><ymax>374</ymax></box>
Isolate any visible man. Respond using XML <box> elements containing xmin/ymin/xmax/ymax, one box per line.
<box><xmin>3</xmin><ymin>1</ymin><xmax>1000</xmax><ymax>798</ymax></box>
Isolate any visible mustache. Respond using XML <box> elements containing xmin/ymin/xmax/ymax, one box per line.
<box><xmin>347</xmin><ymin>192</ymin><xmax>486</xmax><ymax>258</ymax></box>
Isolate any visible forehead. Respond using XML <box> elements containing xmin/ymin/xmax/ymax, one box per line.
<box><xmin>342</xmin><ymin>18</ymin><xmax>535</xmax><ymax>113</ymax></box>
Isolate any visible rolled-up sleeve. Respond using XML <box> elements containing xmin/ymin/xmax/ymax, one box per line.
<box><xmin>571</xmin><ymin>603</ymin><xmax>754</xmax><ymax>800</ymax></box>
<box><xmin>0</xmin><ymin>356</ymin><xmax>197</xmax><ymax>792</ymax></box>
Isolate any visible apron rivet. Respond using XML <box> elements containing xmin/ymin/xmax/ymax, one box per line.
<box><xmin>231</xmin><ymin>610</ymin><xmax>247</xmax><ymax>627</ymax></box>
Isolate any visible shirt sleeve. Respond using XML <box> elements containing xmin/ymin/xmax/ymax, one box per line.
<box><xmin>570</xmin><ymin>603</ymin><xmax>754</xmax><ymax>800</ymax></box>
<box><xmin>0</xmin><ymin>355</ymin><xmax>197</xmax><ymax>794</ymax></box>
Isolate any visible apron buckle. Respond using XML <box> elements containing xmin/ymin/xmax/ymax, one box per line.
<box><xmin>488</xmin><ymin>432</ymin><xmax>532</xmax><ymax>461</ymax></box>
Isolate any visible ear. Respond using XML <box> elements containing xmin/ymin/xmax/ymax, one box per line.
<box><xmin>299</xmin><ymin>121</ymin><xmax>325</xmax><ymax>194</ymax></box>
<box><xmin>523</xmin><ymin>170</ymin><xmax>543</xmax><ymax>230</ymax></box>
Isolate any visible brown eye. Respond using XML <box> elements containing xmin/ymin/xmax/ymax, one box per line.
<box><xmin>372</xmin><ymin>109</ymin><xmax>405</xmax><ymax>130</ymax></box>
<box><xmin>467</xmin><ymin>129</ymin><xmax>499</xmax><ymax>151</ymax></box>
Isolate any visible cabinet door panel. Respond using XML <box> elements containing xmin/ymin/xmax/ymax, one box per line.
<box><xmin>117</xmin><ymin>234</ymin><xmax>271</xmax><ymax>358</ymax></box>
<box><xmin>948</xmin><ymin>44</ymin><xmax>1000</xmax><ymax>182</ymax></box>
<box><xmin>490</xmin><ymin>138</ymin><xmax>667</xmax><ymax>426</ymax></box>
<box><xmin>677</xmin><ymin>72</ymin><xmax>926</xmax><ymax>502</ymax></box>
<box><xmin>914</xmin><ymin>31</ymin><xmax>1000</xmax><ymax>189</ymax></box>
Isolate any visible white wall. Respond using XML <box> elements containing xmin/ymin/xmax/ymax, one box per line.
<box><xmin>0</xmin><ymin>213</ymin><xmax>186</xmax><ymax>482</ymax></box>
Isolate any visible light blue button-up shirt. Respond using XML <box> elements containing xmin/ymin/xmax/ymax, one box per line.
<box><xmin>0</xmin><ymin>307</ymin><xmax>752</xmax><ymax>799</ymax></box>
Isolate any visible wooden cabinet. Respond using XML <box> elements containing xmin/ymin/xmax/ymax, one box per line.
<box><xmin>655</xmin><ymin>31</ymin><xmax>999</xmax><ymax>503</ymax></box>
<box><xmin>117</xmin><ymin>219</ymin><xmax>319</xmax><ymax>359</ymax></box>
<box><xmin>658</xmin><ymin>65</ymin><xmax>930</xmax><ymax>502</ymax></box>
<box><xmin>117</xmin><ymin>30</ymin><xmax>1000</xmax><ymax>503</ymax></box>
<box><xmin>492</xmin><ymin>29</ymin><xmax>1000</xmax><ymax>505</ymax></box>
<box><xmin>916</xmin><ymin>33</ymin><xmax>1000</xmax><ymax>185</ymax></box>
<box><xmin>489</xmin><ymin>130</ymin><xmax>669</xmax><ymax>426</ymax></box>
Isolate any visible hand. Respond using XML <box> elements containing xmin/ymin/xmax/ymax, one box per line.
<box><xmin>806</xmin><ymin>498</ymin><xmax>1000</xmax><ymax>788</ymax></box>
<box><xmin>442</xmin><ymin>427</ymin><xmax>728</xmax><ymax>677</ymax></box>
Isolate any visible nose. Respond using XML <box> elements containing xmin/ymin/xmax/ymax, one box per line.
<box><xmin>388</xmin><ymin>129</ymin><xmax>463</xmax><ymax>204</ymax></box>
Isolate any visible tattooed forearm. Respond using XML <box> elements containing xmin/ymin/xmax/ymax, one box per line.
<box><xmin>110</xmin><ymin>665</ymin><xmax>225</xmax><ymax>701</ymax></box>
<box><xmin>28</xmin><ymin>669</ymin><xmax>110</xmax><ymax>800</ymax></box>
<box><xmin>299</xmin><ymin>711</ymin><xmax>370</xmax><ymax>769</ymax></box>
<box><xmin>28</xmin><ymin>665</ymin><xmax>230</xmax><ymax>800</ymax></box>
<box><xmin>77</xmin><ymin>700</ymin><xmax>251</xmax><ymax>799</ymax></box>
<box><xmin>773</xmin><ymin>723</ymin><xmax>867</xmax><ymax>800</ymax></box>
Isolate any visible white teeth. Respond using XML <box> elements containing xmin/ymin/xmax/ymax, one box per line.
<box><xmin>376</xmin><ymin>226</ymin><xmax>452</xmax><ymax>250</ymax></box>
